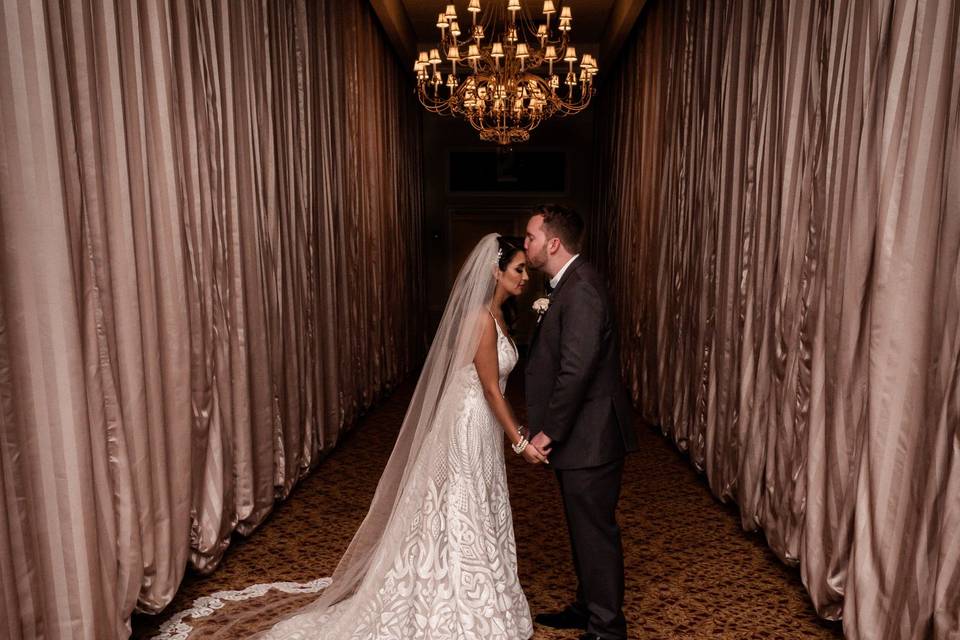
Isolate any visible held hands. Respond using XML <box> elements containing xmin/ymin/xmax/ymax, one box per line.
<box><xmin>511</xmin><ymin>426</ymin><xmax>553</xmax><ymax>465</ymax></box>
<box><xmin>531</xmin><ymin>431</ymin><xmax>553</xmax><ymax>456</ymax></box>
<box><xmin>521</xmin><ymin>441</ymin><xmax>550</xmax><ymax>465</ymax></box>
<box><xmin>520</xmin><ymin>431</ymin><xmax>552</xmax><ymax>465</ymax></box>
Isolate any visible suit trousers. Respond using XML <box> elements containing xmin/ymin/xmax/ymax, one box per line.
<box><xmin>555</xmin><ymin>457</ymin><xmax>627</xmax><ymax>639</ymax></box>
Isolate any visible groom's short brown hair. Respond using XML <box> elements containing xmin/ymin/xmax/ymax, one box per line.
<box><xmin>534</xmin><ymin>204</ymin><xmax>584</xmax><ymax>254</ymax></box>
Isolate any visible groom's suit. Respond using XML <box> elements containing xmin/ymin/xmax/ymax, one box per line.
<box><xmin>526</xmin><ymin>257</ymin><xmax>637</xmax><ymax>639</ymax></box>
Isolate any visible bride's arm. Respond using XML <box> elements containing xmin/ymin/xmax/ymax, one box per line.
<box><xmin>474</xmin><ymin>315</ymin><xmax>549</xmax><ymax>464</ymax></box>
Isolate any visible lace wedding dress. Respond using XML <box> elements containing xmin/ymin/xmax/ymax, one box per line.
<box><xmin>261</xmin><ymin>315</ymin><xmax>533</xmax><ymax>639</ymax></box>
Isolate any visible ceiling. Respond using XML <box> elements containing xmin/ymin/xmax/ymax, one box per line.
<box><xmin>369</xmin><ymin>0</ymin><xmax>644</xmax><ymax>72</ymax></box>
<box><xmin>399</xmin><ymin>0</ymin><xmax>618</xmax><ymax>46</ymax></box>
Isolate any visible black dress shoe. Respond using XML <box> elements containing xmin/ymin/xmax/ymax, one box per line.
<box><xmin>578</xmin><ymin>634</ymin><xmax>602</xmax><ymax>640</ymax></box>
<box><xmin>534</xmin><ymin>607</ymin><xmax>588</xmax><ymax>630</ymax></box>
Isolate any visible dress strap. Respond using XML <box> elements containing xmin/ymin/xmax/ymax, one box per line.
<box><xmin>487</xmin><ymin>308</ymin><xmax>504</xmax><ymax>335</ymax></box>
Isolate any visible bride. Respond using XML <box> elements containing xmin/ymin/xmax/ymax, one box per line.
<box><xmin>258</xmin><ymin>234</ymin><xmax>546</xmax><ymax>639</ymax></box>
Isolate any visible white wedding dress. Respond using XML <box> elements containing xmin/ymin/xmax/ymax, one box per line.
<box><xmin>262</xmin><ymin>316</ymin><xmax>533</xmax><ymax>639</ymax></box>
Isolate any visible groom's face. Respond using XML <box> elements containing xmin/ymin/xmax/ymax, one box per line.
<box><xmin>524</xmin><ymin>215</ymin><xmax>550</xmax><ymax>270</ymax></box>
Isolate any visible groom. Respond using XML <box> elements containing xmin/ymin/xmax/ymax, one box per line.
<box><xmin>523</xmin><ymin>204</ymin><xmax>638</xmax><ymax>640</ymax></box>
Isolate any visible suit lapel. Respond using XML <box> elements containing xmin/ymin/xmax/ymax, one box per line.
<box><xmin>548</xmin><ymin>257</ymin><xmax>586</xmax><ymax>301</ymax></box>
<box><xmin>530</xmin><ymin>295</ymin><xmax>548</xmax><ymax>350</ymax></box>
<box><xmin>529</xmin><ymin>259</ymin><xmax>586</xmax><ymax>353</ymax></box>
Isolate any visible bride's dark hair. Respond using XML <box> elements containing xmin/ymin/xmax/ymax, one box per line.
<box><xmin>496</xmin><ymin>235</ymin><xmax>526</xmax><ymax>330</ymax></box>
<box><xmin>496</xmin><ymin>235</ymin><xmax>525</xmax><ymax>270</ymax></box>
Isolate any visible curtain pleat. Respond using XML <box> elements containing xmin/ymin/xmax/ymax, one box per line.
<box><xmin>592</xmin><ymin>1</ymin><xmax>959</xmax><ymax>637</ymax></box>
<box><xmin>0</xmin><ymin>1</ymin><xmax>424</xmax><ymax>638</ymax></box>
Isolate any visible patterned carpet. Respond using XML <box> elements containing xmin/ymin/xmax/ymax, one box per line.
<box><xmin>131</xmin><ymin>375</ymin><xmax>843</xmax><ymax>639</ymax></box>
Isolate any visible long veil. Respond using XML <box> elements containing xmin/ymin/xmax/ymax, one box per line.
<box><xmin>252</xmin><ymin>233</ymin><xmax>502</xmax><ymax>636</ymax></box>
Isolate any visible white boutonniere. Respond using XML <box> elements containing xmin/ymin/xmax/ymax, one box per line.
<box><xmin>533</xmin><ymin>297</ymin><xmax>550</xmax><ymax>323</ymax></box>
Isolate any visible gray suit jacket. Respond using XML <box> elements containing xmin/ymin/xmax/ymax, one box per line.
<box><xmin>525</xmin><ymin>258</ymin><xmax>638</xmax><ymax>469</ymax></box>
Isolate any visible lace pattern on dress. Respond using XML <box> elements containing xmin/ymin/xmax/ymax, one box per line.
<box><xmin>255</xmin><ymin>319</ymin><xmax>530</xmax><ymax>639</ymax></box>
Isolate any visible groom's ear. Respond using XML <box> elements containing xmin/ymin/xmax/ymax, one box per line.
<box><xmin>548</xmin><ymin>236</ymin><xmax>561</xmax><ymax>255</ymax></box>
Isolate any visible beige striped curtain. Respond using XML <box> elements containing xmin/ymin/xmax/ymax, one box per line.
<box><xmin>0</xmin><ymin>1</ymin><xmax>423</xmax><ymax>638</ymax></box>
<box><xmin>591</xmin><ymin>0</ymin><xmax>959</xmax><ymax>638</ymax></box>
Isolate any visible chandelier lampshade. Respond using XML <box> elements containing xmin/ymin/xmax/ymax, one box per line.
<box><xmin>413</xmin><ymin>0</ymin><xmax>597</xmax><ymax>145</ymax></box>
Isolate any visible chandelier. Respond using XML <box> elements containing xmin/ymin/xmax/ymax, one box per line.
<box><xmin>414</xmin><ymin>1</ymin><xmax>598</xmax><ymax>145</ymax></box>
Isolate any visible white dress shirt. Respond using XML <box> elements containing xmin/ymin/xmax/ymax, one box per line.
<box><xmin>549</xmin><ymin>254</ymin><xmax>580</xmax><ymax>290</ymax></box>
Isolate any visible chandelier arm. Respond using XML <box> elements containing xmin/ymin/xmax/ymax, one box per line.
<box><xmin>417</xmin><ymin>84</ymin><xmax>459</xmax><ymax>114</ymax></box>
<box><xmin>485</xmin><ymin>1</ymin><xmax>502</xmax><ymax>41</ymax></box>
<box><xmin>516</xmin><ymin>2</ymin><xmax>542</xmax><ymax>42</ymax></box>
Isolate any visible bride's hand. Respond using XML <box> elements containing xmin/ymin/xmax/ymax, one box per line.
<box><xmin>522</xmin><ymin>442</ymin><xmax>549</xmax><ymax>465</ymax></box>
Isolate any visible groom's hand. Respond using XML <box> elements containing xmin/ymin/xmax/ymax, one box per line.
<box><xmin>531</xmin><ymin>431</ymin><xmax>553</xmax><ymax>458</ymax></box>
<box><xmin>521</xmin><ymin>442</ymin><xmax>549</xmax><ymax>465</ymax></box>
